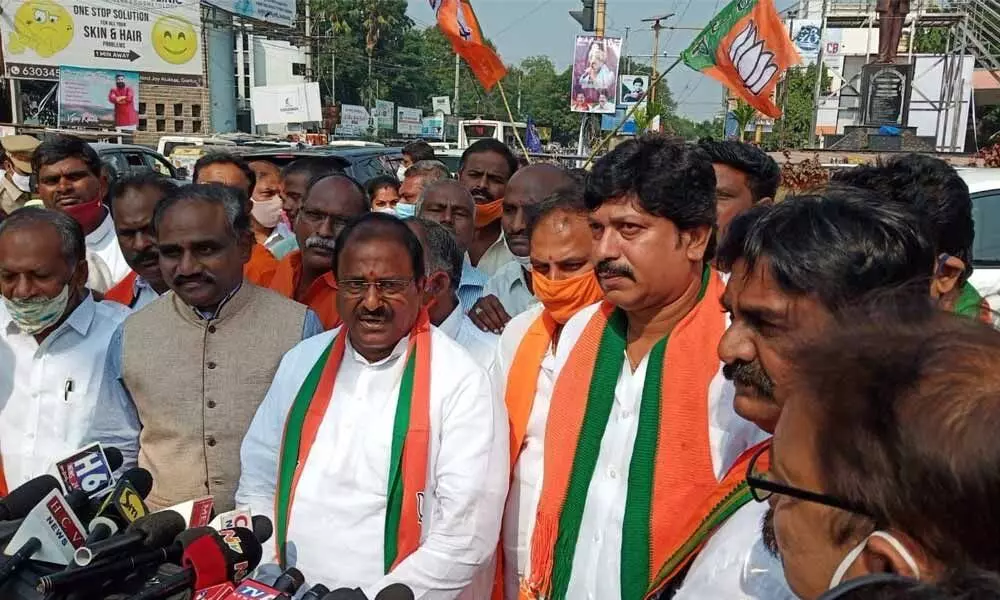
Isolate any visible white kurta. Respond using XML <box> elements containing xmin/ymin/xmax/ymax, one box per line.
<box><xmin>436</xmin><ymin>303</ymin><xmax>498</xmax><ymax>372</ymax></box>
<box><xmin>236</xmin><ymin>326</ymin><xmax>509</xmax><ymax>600</ymax></box>
<box><xmin>510</xmin><ymin>302</ymin><xmax>767</xmax><ymax>600</ymax></box>
<box><xmin>0</xmin><ymin>294</ymin><xmax>129</xmax><ymax>488</ymax></box>
<box><xmin>86</xmin><ymin>211</ymin><xmax>130</xmax><ymax>287</ymax></box>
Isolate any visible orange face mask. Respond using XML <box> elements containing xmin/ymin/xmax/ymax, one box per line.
<box><xmin>474</xmin><ymin>197</ymin><xmax>503</xmax><ymax>228</ymax></box>
<box><xmin>531</xmin><ymin>268</ymin><xmax>604</xmax><ymax>325</ymax></box>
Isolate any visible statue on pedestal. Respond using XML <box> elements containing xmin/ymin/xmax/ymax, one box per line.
<box><xmin>877</xmin><ymin>0</ymin><xmax>911</xmax><ymax>63</ymax></box>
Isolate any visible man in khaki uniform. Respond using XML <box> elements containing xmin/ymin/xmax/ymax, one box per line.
<box><xmin>0</xmin><ymin>135</ymin><xmax>40</xmax><ymax>214</ymax></box>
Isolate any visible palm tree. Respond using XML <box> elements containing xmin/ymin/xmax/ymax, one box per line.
<box><xmin>732</xmin><ymin>100</ymin><xmax>758</xmax><ymax>142</ymax></box>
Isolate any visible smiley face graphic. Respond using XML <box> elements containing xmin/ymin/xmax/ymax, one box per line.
<box><xmin>8</xmin><ymin>0</ymin><xmax>74</xmax><ymax>58</ymax></box>
<box><xmin>152</xmin><ymin>16</ymin><xmax>197</xmax><ymax>65</ymax></box>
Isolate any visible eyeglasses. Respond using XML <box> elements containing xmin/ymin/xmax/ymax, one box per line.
<box><xmin>337</xmin><ymin>278</ymin><xmax>414</xmax><ymax>298</ymax></box>
<box><xmin>745</xmin><ymin>443</ymin><xmax>872</xmax><ymax>517</ymax></box>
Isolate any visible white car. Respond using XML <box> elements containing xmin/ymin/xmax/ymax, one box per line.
<box><xmin>960</xmin><ymin>168</ymin><xmax>1000</xmax><ymax>309</ymax></box>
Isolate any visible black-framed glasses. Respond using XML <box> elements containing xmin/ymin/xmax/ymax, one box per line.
<box><xmin>746</xmin><ymin>443</ymin><xmax>872</xmax><ymax>517</ymax></box>
<box><xmin>337</xmin><ymin>278</ymin><xmax>414</xmax><ymax>298</ymax></box>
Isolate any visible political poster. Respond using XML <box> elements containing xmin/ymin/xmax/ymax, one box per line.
<box><xmin>619</xmin><ymin>75</ymin><xmax>649</xmax><ymax>106</ymax></box>
<box><xmin>336</xmin><ymin>104</ymin><xmax>370</xmax><ymax>136</ymax></box>
<box><xmin>570</xmin><ymin>35</ymin><xmax>622</xmax><ymax>114</ymax></box>
<box><xmin>59</xmin><ymin>66</ymin><xmax>139</xmax><ymax>130</ymax></box>
<box><xmin>251</xmin><ymin>82</ymin><xmax>321</xmax><ymax>125</ymax></box>
<box><xmin>374</xmin><ymin>99</ymin><xmax>395</xmax><ymax>130</ymax></box>
<box><xmin>203</xmin><ymin>0</ymin><xmax>295</xmax><ymax>28</ymax></box>
<box><xmin>789</xmin><ymin>20</ymin><xmax>822</xmax><ymax>59</ymax></box>
<box><xmin>397</xmin><ymin>106</ymin><xmax>423</xmax><ymax>136</ymax></box>
<box><xmin>421</xmin><ymin>115</ymin><xmax>444</xmax><ymax>139</ymax></box>
<box><xmin>0</xmin><ymin>0</ymin><xmax>203</xmax><ymax>86</ymax></box>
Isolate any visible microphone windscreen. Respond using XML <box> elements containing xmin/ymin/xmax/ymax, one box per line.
<box><xmin>65</xmin><ymin>489</ymin><xmax>90</xmax><ymax>514</ymax></box>
<box><xmin>302</xmin><ymin>583</ymin><xmax>330</xmax><ymax>599</ymax></box>
<box><xmin>103</xmin><ymin>447</ymin><xmax>124</xmax><ymax>472</ymax></box>
<box><xmin>215</xmin><ymin>527</ymin><xmax>263</xmax><ymax>579</ymax></box>
<box><xmin>126</xmin><ymin>510</ymin><xmax>187</xmax><ymax>547</ymax></box>
<box><xmin>118</xmin><ymin>468</ymin><xmax>153</xmax><ymax>498</ymax></box>
<box><xmin>273</xmin><ymin>566</ymin><xmax>305</xmax><ymax>594</ymax></box>
<box><xmin>251</xmin><ymin>514</ymin><xmax>273</xmax><ymax>544</ymax></box>
<box><xmin>0</xmin><ymin>474</ymin><xmax>61</xmax><ymax>520</ymax></box>
<box><xmin>324</xmin><ymin>588</ymin><xmax>367</xmax><ymax>600</ymax></box>
<box><xmin>374</xmin><ymin>583</ymin><xmax>414</xmax><ymax>600</ymax></box>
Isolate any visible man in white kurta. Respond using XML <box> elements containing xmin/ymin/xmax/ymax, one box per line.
<box><xmin>236</xmin><ymin>213</ymin><xmax>508</xmax><ymax>599</ymax></box>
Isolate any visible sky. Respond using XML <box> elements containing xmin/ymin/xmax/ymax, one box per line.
<box><xmin>406</xmin><ymin>0</ymin><xmax>798</xmax><ymax>122</ymax></box>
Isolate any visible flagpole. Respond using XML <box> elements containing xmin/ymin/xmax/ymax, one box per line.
<box><xmin>584</xmin><ymin>55</ymin><xmax>682</xmax><ymax>169</ymax></box>
<box><xmin>496</xmin><ymin>80</ymin><xmax>533</xmax><ymax>164</ymax></box>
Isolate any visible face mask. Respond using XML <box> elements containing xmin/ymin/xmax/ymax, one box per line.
<box><xmin>11</xmin><ymin>172</ymin><xmax>31</xmax><ymax>193</ymax></box>
<box><xmin>514</xmin><ymin>253</ymin><xmax>533</xmax><ymax>271</ymax></box>
<box><xmin>374</xmin><ymin>206</ymin><xmax>398</xmax><ymax>216</ymax></box>
<box><xmin>395</xmin><ymin>202</ymin><xmax>417</xmax><ymax>219</ymax></box>
<box><xmin>63</xmin><ymin>199</ymin><xmax>105</xmax><ymax>228</ymax></box>
<box><xmin>396</xmin><ymin>166</ymin><xmax>407</xmax><ymax>182</ymax></box>
<box><xmin>828</xmin><ymin>531</ymin><xmax>921</xmax><ymax>590</ymax></box>
<box><xmin>474</xmin><ymin>197</ymin><xmax>503</xmax><ymax>228</ymax></box>
<box><xmin>531</xmin><ymin>269</ymin><xmax>604</xmax><ymax>325</ymax></box>
<box><xmin>251</xmin><ymin>197</ymin><xmax>283</xmax><ymax>228</ymax></box>
<box><xmin>3</xmin><ymin>285</ymin><xmax>70</xmax><ymax>334</ymax></box>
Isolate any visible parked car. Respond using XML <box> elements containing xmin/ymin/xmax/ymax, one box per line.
<box><xmin>960</xmin><ymin>168</ymin><xmax>1000</xmax><ymax>309</ymax></box>
<box><xmin>90</xmin><ymin>143</ymin><xmax>189</xmax><ymax>185</ymax></box>
<box><xmin>232</xmin><ymin>146</ymin><xmax>404</xmax><ymax>184</ymax></box>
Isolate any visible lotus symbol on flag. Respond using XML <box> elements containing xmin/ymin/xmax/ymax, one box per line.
<box><xmin>728</xmin><ymin>20</ymin><xmax>778</xmax><ymax>95</ymax></box>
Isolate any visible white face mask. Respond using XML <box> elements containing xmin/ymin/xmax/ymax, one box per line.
<box><xmin>374</xmin><ymin>206</ymin><xmax>398</xmax><ymax>215</ymax></box>
<box><xmin>11</xmin><ymin>171</ymin><xmax>31</xmax><ymax>193</ymax></box>
<box><xmin>828</xmin><ymin>531</ymin><xmax>921</xmax><ymax>589</ymax></box>
<box><xmin>396</xmin><ymin>165</ymin><xmax>407</xmax><ymax>182</ymax></box>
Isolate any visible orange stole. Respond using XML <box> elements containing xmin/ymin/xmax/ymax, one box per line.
<box><xmin>0</xmin><ymin>454</ymin><xmax>7</xmax><ymax>496</ymax></box>
<box><xmin>268</xmin><ymin>251</ymin><xmax>341</xmax><ymax>330</ymax></box>
<box><xmin>246</xmin><ymin>242</ymin><xmax>279</xmax><ymax>287</ymax></box>
<box><xmin>104</xmin><ymin>271</ymin><xmax>139</xmax><ymax>307</ymax></box>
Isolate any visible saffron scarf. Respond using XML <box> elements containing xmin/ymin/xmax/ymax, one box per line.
<box><xmin>504</xmin><ymin>311</ymin><xmax>558</xmax><ymax>467</ymax></box>
<box><xmin>955</xmin><ymin>281</ymin><xmax>994</xmax><ymax>326</ymax></box>
<box><xmin>523</xmin><ymin>269</ymin><xmax>731</xmax><ymax>600</ymax></box>
<box><xmin>274</xmin><ymin>310</ymin><xmax>432</xmax><ymax>573</ymax></box>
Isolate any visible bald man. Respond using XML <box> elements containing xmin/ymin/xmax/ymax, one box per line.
<box><xmin>469</xmin><ymin>164</ymin><xmax>579</xmax><ymax>333</ymax></box>
<box><xmin>417</xmin><ymin>179</ymin><xmax>486</xmax><ymax>311</ymax></box>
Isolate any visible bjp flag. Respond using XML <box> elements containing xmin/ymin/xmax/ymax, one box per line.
<box><xmin>681</xmin><ymin>0</ymin><xmax>800</xmax><ymax>118</ymax></box>
<box><xmin>434</xmin><ymin>0</ymin><xmax>507</xmax><ymax>90</ymax></box>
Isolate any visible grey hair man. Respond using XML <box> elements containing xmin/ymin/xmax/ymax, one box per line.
<box><xmin>405</xmin><ymin>217</ymin><xmax>497</xmax><ymax>369</ymax></box>
<box><xmin>397</xmin><ymin>160</ymin><xmax>451</xmax><ymax>216</ymax></box>
<box><xmin>89</xmin><ymin>183</ymin><xmax>323</xmax><ymax>513</ymax></box>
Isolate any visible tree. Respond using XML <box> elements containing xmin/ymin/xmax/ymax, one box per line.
<box><xmin>770</xmin><ymin>63</ymin><xmax>831</xmax><ymax>149</ymax></box>
<box><xmin>731</xmin><ymin>100</ymin><xmax>757</xmax><ymax>142</ymax></box>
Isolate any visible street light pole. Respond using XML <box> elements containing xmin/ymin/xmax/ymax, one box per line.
<box><xmin>641</xmin><ymin>13</ymin><xmax>674</xmax><ymax>105</ymax></box>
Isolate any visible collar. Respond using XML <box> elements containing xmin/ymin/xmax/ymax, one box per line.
<box><xmin>192</xmin><ymin>283</ymin><xmax>243</xmax><ymax>321</ymax></box>
<box><xmin>5</xmin><ymin>291</ymin><xmax>96</xmax><ymax>337</ymax></box>
<box><xmin>346</xmin><ymin>331</ymin><xmax>409</xmax><ymax>367</ymax></box>
<box><xmin>437</xmin><ymin>302</ymin><xmax>465</xmax><ymax>339</ymax></box>
<box><xmin>461</xmin><ymin>255</ymin><xmax>488</xmax><ymax>289</ymax></box>
<box><xmin>133</xmin><ymin>274</ymin><xmax>156</xmax><ymax>296</ymax></box>
<box><xmin>484</xmin><ymin>231</ymin><xmax>508</xmax><ymax>255</ymax></box>
<box><xmin>84</xmin><ymin>210</ymin><xmax>114</xmax><ymax>246</ymax></box>
<box><xmin>507</xmin><ymin>264</ymin><xmax>530</xmax><ymax>293</ymax></box>
<box><xmin>265</xmin><ymin>222</ymin><xmax>294</xmax><ymax>248</ymax></box>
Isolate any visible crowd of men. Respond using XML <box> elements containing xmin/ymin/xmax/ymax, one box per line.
<box><xmin>0</xmin><ymin>130</ymin><xmax>998</xmax><ymax>600</ymax></box>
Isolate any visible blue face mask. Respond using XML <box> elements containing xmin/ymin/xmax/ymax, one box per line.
<box><xmin>394</xmin><ymin>202</ymin><xmax>417</xmax><ymax>219</ymax></box>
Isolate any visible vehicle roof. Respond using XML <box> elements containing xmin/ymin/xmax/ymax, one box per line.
<box><xmin>234</xmin><ymin>146</ymin><xmax>402</xmax><ymax>160</ymax></box>
<box><xmin>957</xmin><ymin>168</ymin><xmax>1000</xmax><ymax>194</ymax></box>
<box><xmin>89</xmin><ymin>142</ymin><xmax>157</xmax><ymax>153</ymax></box>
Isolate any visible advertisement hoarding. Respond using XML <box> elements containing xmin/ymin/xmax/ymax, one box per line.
<box><xmin>203</xmin><ymin>0</ymin><xmax>295</xmax><ymax>27</ymax></box>
<box><xmin>250</xmin><ymin>82</ymin><xmax>321</xmax><ymax>125</ymax></box>
<box><xmin>619</xmin><ymin>75</ymin><xmax>649</xmax><ymax>106</ymax></box>
<box><xmin>570</xmin><ymin>35</ymin><xmax>622</xmax><ymax>114</ymax></box>
<box><xmin>374</xmin><ymin>99</ymin><xmax>395</xmax><ymax>130</ymax></box>
<box><xmin>336</xmin><ymin>104</ymin><xmax>371</xmax><ymax>136</ymax></box>
<box><xmin>397</xmin><ymin>106</ymin><xmax>423</xmax><ymax>136</ymax></box>
<box><xmin>432</xmin><ymin>96</ymin><xmax>452</xmax><ymax>115</ymax></box>
<box><xmin>421</xmin><ymin>116</ymin><xmax>444</xmax><ymax>139</ymax></box>
<box><xmin>0</xmin><ymin>0</ymin><xmax>203</xmax><ymax>86</ymax></box>
<box><xmin>59</xmin><ymin>67</ymin><xmax>139</xmax><ymax>129</ymax></box>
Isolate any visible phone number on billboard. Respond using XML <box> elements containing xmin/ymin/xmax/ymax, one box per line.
<box><xmin>7</xmin><ymin>64</ymin><xmax>59</xmax><ymax>80</ymax></box>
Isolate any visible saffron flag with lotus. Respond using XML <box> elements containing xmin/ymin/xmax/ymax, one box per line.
<box><xmin>681</xmin><ymin>0</ymin><xmax>800</xmax><ymax>118</ymax></box>
<box><xmin>431</xmin><ymin>0</ymin><xmax>507</xmax><ymax>90</ymax></box>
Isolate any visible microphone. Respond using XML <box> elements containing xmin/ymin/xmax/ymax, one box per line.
<box><xmin>3</xmin><ymin>488</ymin><xmax>86</xmax><ymax>565</ymax></box>
<box><xmin>127</xmin><ymin>527</ymin><xmax>263</xmax><ymax>600</ymax></box>
<box><xmin>86</xmin><ymin>467</ymin><xmax>154</xmax><ymax>545</ymax></box>
<box><xmin>273</xmin><ymin>567</ymin><xmax>305</xmax><ymax>594</ymax></box>
<box><xmin>0</xmin><ymin>474</ymin><xmax>62</xmax><ymax>520</ymax></box>
<box><xmin>209</xmin><ymin>506</ymin><xmax>252</xmax><ymax>531</ymax></box>
<box><xmin>301</xmin><ymin>584</ymin><xmax>330</xmax><ymax>600</ymax></box>
<box><xmin>53</xmin><ymin>443</ymin><xmax>122</xmax><ymax>498</ymax></box>
<box><xmin>374</xmin><ymin>583</ymin><xmax>414</xmax><ymax>600</ymax></box>
<box><xmin>74</xmin><ymin>508</ymin><xmax>186</xmax><ymax>566</ymax></box>
<box><xmin>251</xmin><ymin>514</ymin><xmax>273</xmax><ymax>544</ymax></box>
<box><xmin>0</xmin><ymin>487</ymin><xmax>89</xmax><ymax>547</ymax></box>
<box><xmin>225</xmin><ymin>567</ymin><xmax>304</xmax><ymax>600</ymax></box>
<box><xmin>323</xmin><ymin>589</ymin><xmax>368</xmax><ymax>600</ymax></box>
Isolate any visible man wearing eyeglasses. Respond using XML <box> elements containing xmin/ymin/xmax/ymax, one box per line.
<box><xmin>237</xmin><ymin>213</ymin><xmax>508</xmax><ymax>598</ymax></box>
<box><xmin>673</xmin><ymin>188</ymin><xmax>937</xmax><ymax>599</ymax></box>
<box><xmin>268</xmin><ymin>173</ymin><xmax>368</xmax><ymax>330</ymax></box>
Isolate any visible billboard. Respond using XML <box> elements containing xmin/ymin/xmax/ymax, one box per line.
<box><xmin>0</xmin><ymin>0</ymin><xmax>203</xmax><ymax>86</ymax></box>
<box><xmin>203</xmin><ymin>0</ymin><xmax>295</xmax><ymax>28</ymax></box>
<box><xmin>397</xmin><ymin>106</ymin><xmax>422</xmax><ymax>136</ymax></box>
<box><xmin>336</xmin><ymin>104</ymin><xmax>370</xmax><ymax>136</ymax></box>
<box><xmin>570</xmin><ymin>35</ymin><xmax>622</xmax><ymax>114</ymax></box>
<box><xmin>432</xmin><ymin>96</ymin><xmax>451</xmax><ymax>115</ymax></box>
<box><xmin>59</xmin><ymin>66</ymin><xmax>139</xmax><ymax>129</ymax></box>
<box><xmin>250</xmin><ymin>82</ymin><xmax>321</xmax><ymax>125</ymax></box>
<box><xmin>374</xmin><ymin>99</ymin><xmax>394</xmax><ymax>130</ymax></box>
<box><xmin>619</xmin><ymin>75</ymin><xmax>649</xmax><ymax>106</ymax></box>
<box><xmin>421</xmin><ymin>115</ymin><xmax>444</xmax><ymax>139</ymax></box>
<box><xmin>601</xmin><ymin>108</ymin><xmax>638</xmax><ymax>135</ymax></box>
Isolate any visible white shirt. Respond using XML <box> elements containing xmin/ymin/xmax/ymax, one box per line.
<box><xmin>514</xmin><ymin>302</ymin><xmax>766</xmax><ymax>600</ymax></box>
<box><xmin>129</xmin><ymin>276</ymin><xmax>160</xmax><ymax>310</ymax></box>
<box><xmin>236</xmin><ymin>326</ymin><xmax>509</xmax><ymax>600</ymax></box>
<box><xmin>483</xmin><ymin>262</ymin><xmax>538</xmax><ymax>321</ymax></box>
<box><xmin>437</xmin><ymin>303</ymin><xmax>498</xmax><ymax>372</ymax></box>
<box><xmin>86</xmin><ymin>211</ymin><xmax>130</xmax><ymax>287</ymax></box>
<box><xmin>0</xmin><ymin>294</ymin><xmax>129</xmax><ymax>488</ymax></box>
<box><xmin>673</xmin><ymin>501</ymin><xmax>795</xmax><ymax>600</ymax></box>
<box><xmin>475</xmin><ymin>233</ymin><xmax>516</xmax><ymax>278</ymax></box>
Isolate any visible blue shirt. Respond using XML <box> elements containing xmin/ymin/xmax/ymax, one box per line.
<box><xmin>458</xmin><ymin>256</ymin><xmax>488</xmax><ymax>314</ymax></box>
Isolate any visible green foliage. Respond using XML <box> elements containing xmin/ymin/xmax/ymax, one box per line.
<box><xmin>913</xmin><ymin>27</ymin><xmax>949</xmax><ymax>54</ymax></box>
<box><xmin>768</xmin><ymin>63</ymin><xmax>830</xmax><ymax>149</ymax></box>
<box><xmin>731</xmin><ymin>100</ymin><xmax>757</xmax><ymax>142</ymax></box>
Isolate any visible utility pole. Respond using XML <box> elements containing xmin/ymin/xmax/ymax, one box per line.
<box><xmin>808</xmin><ymin>0</ymin><xmax>829</xmax><ymax>148</ymax></box>
<box><xmin>331</xmin><ymin>29</ymin><xmax>336</xmax><ymax>104</ymax></box>
<box><xmin>595</xmin><ymin>0</ymin><xmax>606</xmax><ymax>36</ymax></box>
<box><xmin>641</xmin><ymin>13</ymin><xmax>674</xmax><ymax>105</ymax></box>
<box><xmin>454</xmin><ymin>54</ymin><xmax>461</xmax><ymax>115</ymax></box>
<box><xmin>304</xmin><ymin>0</ymin><xmax>312</xmax><ymax>80</ymax></box>
<box><xmin>517</xmin><ymin>72</ymin><xmax>522</xmax><ymax>116</ymax></box>
<box><xmin>623</xmin><ymin>26</ymin><xmax>631</xmax><ymax>73</ymax></box>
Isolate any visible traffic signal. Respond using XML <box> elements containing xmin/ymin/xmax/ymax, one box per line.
<box><xmin>570</xmin><ymin>0</ymin><xmax>595</xmax><ymax>32</ymax></box>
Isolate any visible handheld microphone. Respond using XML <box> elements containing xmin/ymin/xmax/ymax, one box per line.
<box><xmin>85</xmin><ymin>467</ymin><xmax>153</xmax><ymax>544</ymax></box>
<box><xmin>74</xmin><ymin>508</ymin><xmax>185</xmax><ymax>566</ymax></box>
<box><xmin>209</xmin><ymin>506</ymin><xmax>252</xmax><ymax>531</ymax></box>
<box><xmin>273</xmin><ymin>567</ymin><xmax>305</xmax><ymax>594</ymax></box>
<box><xmin>3</xmin><ymin>488</ymin><xmax>86</xmax><ymax>566</ymax></box>
<box><xmin>225</xmin><ymin>566</ymin><xmax>304</xmax><ymax>600</ymax></box>
<box><xmin>301</xmin><ymin>584</ymin><xmax>330</xmax><ymax>600</ymax></box>
<box><xmin>0</xmin><ymin>474</ymin><xmax>61</xmax><ymax>520</ymax></box>
<box><xmin>53</xmin><ymin>443</ymin><xmax>121</xmax><ymax>498</ymax></box>
<box><xmin>0</xmin><ymin>487</ymin><xmax>88</xmax><ymax>547</ymax></box>
<box><xmin>251</xmin><ymin>514</ymin><xmax>273</xmax><ymax>544</ymax></box>
<box><xmin>374</xmin><ymin>583</ymin><xmax>414</xmax><ymax>600</ymax></box>
<box><xmin>158</xmin><ymin>495</ymin><xmax>215</xmax><ymax>528</ymax></box>
<box><xmin>322</xmin><ymin>588</ymin><xmax>368</xmax><ymax>600</ymax></box>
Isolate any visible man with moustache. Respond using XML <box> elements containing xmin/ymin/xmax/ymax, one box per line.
<box><xmin>90</xmin><ymin>184</ymin><xmax>322</xmax><ymax>511</ymax></box>
<box><xmin>104</xmin><ymin>174</ymin><xmax>176</xmax><ymax>309</ymax></box>
<box><xmin>34</xmin><ymin>135</ymin><xmax>130</xmax><ymax>291</ymax></box>
<box><xmin>417</xmin><ymin>179</ymin><xmax>487</xmax><ymax>311</ymax></box>
<box><xmin>515</xmin><ymin>136</ymin><xmax>762</xmax><ymax>600</ymax></box>
<box><xmin>458</xmin><ymin>139</ymin><xmax>518</xmax><ymax>276</ymax></box>
<box><xmin>237</xmin><ymin>213</ymin><xmax>507</xmax><ymax>597</ymax></box>
<box><xmin>673</xmin><ymin>188</ymin><xmax>936</xmax><ymax>599</ymax></box>
<box><xmin>280</xmin><ymin>158</ymin><xmax>334</xmax><ymax>224</ymax></box>
<box><xmin>469</xmin><ymin>164</ymin><xmax>578</xmax><ymax>333</ymax></box>
<box><xmin>268</xmin><ymin>173</ymin><xmax>369</xmax><ymax>330</ymax></box>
